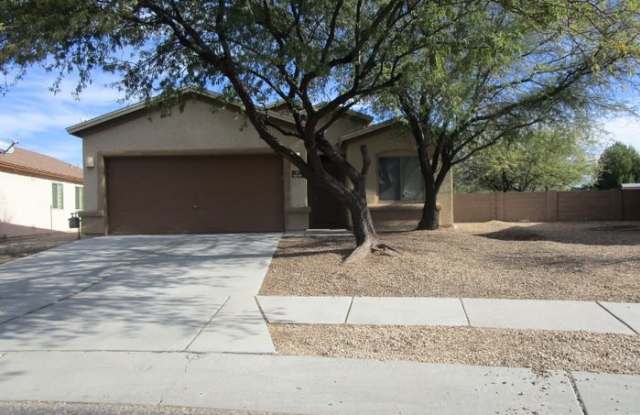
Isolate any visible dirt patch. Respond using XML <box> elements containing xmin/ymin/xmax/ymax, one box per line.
<box><xmin>260</xmin><ymin>221</ymin><xmax>640</xmax><ymax>301</ymax></box>
<box><xmin>0</xmin><ymin>233</ymin><xmax>78</xmax><ymax>265</ymax></box>
<box><xmin>269</xmin><ymin>324</ymin><xmax>640</xmax><ymax>375</ymax></box>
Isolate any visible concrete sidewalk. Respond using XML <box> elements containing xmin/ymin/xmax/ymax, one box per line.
<box><xmin>0</xmin><ymin>351</ymin><xmax>638</xmax><ymax>414</ymax></box>
<box><xmin>257</xmin><ymin>296</ymin><xmax>640</xmax><ymax>335</ymax></box>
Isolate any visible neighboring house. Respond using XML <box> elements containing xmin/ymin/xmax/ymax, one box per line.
<box><xmin>67</xmin><ymin>89</ymin><xmax>452</xmax><ymax>235</ymax></box>
<box><xmin>0</xmin><ymin>147</ymin><xmax>83</xmax><ymax>238</ymax></box>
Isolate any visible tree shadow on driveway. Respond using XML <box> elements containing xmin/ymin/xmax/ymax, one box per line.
<box><xmin>0</xmin><ymin>233</ymin><xmax>280</xmax><ymax>352</ymax></box>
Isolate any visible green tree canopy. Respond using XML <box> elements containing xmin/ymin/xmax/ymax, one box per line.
<box><xmin>456</xmin><ymin>124</ymin><xmax>597</xmax><ymax>192</ymax></box>
<box><xmin>0</xmin><ymin>0</ymin><xmax>440</xmax><ymax>260</ymax></box>
<box><xmin>374</xmin><ymin>0</ymin><xmax>640</xmax><ymax>229</ymax></box>
<box><xmin>595</xmin><ymin>142</ymin><xmax>640</xmax><ymax>189</ymax></box>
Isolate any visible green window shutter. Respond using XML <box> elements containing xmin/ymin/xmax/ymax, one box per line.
<box><xmin>75</xmin><ymin>186</ymin><xmax>83</xmax><ymax>210</ymax></box>
<box><xmin>52</xmin><ymin>183</ymin><xmax>64</xmax><ymax>209</ymax></box>
<box><xmin>58</xmin><ymin>184</ymin><xmax>64</xmax><ymax>209</ymax></box>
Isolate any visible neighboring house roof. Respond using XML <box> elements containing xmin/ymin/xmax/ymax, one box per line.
<box><xmin>622</xmin><ymin>183</ymin><xmax>640</xmax><ymax>189</ymax></box>
<box><xmin>67</xmin><ymin>88</ymin><xmax>296</xmax><ymax>137</ymax></box>
<box><xmin>340</xmin><ymin>118</ymin><xmax>402</xmax><ymax>143</ymax></box>
<box><xmin>0</xmin><ymin>147</ymin><xmax>83</xmax><ymax>184</ymax></box>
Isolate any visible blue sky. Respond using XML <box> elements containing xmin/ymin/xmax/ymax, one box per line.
<box><xmin>0</xmin><ymin>69</ymin><xmax>128</xmax><ymax>166</ymax></box>
<box><xmin>1</xmin><ymin>68</ymin><xmax>639</xmax><ymax>167</ymax></box>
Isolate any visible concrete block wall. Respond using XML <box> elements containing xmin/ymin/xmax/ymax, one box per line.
<box><xmin>454</xmin><ymin>189</ymin><xmax>639</xmax><ymax>223</ymax></box>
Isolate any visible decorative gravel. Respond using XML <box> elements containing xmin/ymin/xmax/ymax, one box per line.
<box><xmin>260</xmin><ymin>221</ymin><xmax>640</xmax><ymax>302</ymax></box>
<box><xmin>269</xmin><ymin>324</ymin><xmax>640</xmax><ymax>375</ymax></box>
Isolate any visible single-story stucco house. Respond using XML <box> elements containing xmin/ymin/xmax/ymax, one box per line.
<box><xmin>0</xmin><ymin>146</ymin><xmax>83</xmax><ymax>238</ymax></box>
<box><xmin>67</xmin><ymin>90</ymin><xmax>452</xmax><ymax>235</ymax></box>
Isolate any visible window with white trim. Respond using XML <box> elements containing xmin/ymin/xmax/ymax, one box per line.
<box><xmin>378</xmin><ymin>156</ymin><xmax>424</xmax><ymax>201</ymax></box>
<box><xmin>51</xmin><ymin>183</ymin><xmax>64</xmax><ymax>209</ymax></box>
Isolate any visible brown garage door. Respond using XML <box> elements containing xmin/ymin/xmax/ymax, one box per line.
<box><xmin>106</xmin><ymin>155</ymin><xmax>284</xmax><ymax>234</ymax></box>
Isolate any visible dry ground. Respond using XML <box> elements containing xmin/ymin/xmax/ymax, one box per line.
<box><xmin>0</xmin><ymin>233</ymin><xmax>77</xmax><ymax>265</ymax></box>
<box><xmin>0</xmin><ymin>401</ymin><xmax>291</xmax><ymax>415</ymax></box>
<box><xmin>269</xmin><ymin>324</ymin><xmax>640</xmax><ymax>375</ymax></box>
<box><xmin>260</xmin><ymin>221</ymin><xmax>640</xmax><ymax>302</ymax></box>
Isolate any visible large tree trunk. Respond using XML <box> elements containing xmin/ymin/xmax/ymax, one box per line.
<box><xmin>405</xmin><ymin>115</ymin><xmax>443</xmax><ymax>231</ymax></box>
<box><xmin>348</xmin><ymin>170</ymin><xmax>378</xmax><ymax>239</ymax></box>
<box><xmin>416</xmin><ymin>154</ymin><xmax>444</xmax><ymax>230</ymax></box>
<box><xmin>310</xmin><ymin>169</ymin><xmax>376</xmax><ymax>244</ymax></box>
<box><xmin>306</xmin><ymin>162</ymin><xmax>384</xmax><ymax>262</ymax></box>
<box><xmin>418</xmin><ymin>185</ymin><xmax>439</xmax><ymax>230</ymax></box>
<box><xmin>344</xmin><ymin>194</ymin><xmax>398</xmax><ymax>263</ymax></box>
<box><xmin>341</xmin><ymin>170</ymin><xmax>398</xmax><ymax>263</ymax></box>
<box><xmin>349</xmin><ymin>195</ymin><xmax>377</xmax><ymax>246</ymax></box>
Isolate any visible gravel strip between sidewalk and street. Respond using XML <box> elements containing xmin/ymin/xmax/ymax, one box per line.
<box><xmin>0</xmin><ymin>401</ymin><xmax>295</xmax><ymax>415</ymax></box>
<box><xmin>269</xmin><ymin>324</ymin><xmax>640</xmax><ymax>375</ymax></box>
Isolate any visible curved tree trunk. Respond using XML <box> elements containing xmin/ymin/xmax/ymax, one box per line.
<box><xmin>342</xmin><ymin>174</ymin><xmax>399</xmax><ymax>263</ymax></box>
<box><xmin>349</xmin><ymin>195</ymin><xmax>377</xmax><ymax>246</ymax></box>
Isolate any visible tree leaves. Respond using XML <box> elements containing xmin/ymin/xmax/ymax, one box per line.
<box><xmin>595</xmin><ymin>142</ymin><xmax>640</xmax><ymax>189</ymax></box>
<box><xmin>457</xmin><ymin>124</ymin><xmax>598</xmax><ymax>192</ymax></box>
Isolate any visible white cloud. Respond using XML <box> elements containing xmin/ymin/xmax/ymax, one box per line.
<box><xmin>602</xmin><ymin>116</ymin><xmax>640</xmax><ymax>152</ymax></box>
<box><xmin>0</xmin><ymin>106</ymin><xmax>88</xmax><ymax>138</ymax></box>
<box><xmin>0</xmin><ymin>106</ymin><xmax>84</xmax><ymax>165</ymax></box>
<box><xmin>10</xmin><ymin>72</ymin><xmax>128</xmax><ymax>106</ymax></box>
<box><xmin>1</xmin><ymin>72</ymin><xmax>126</xmax><ymax>141</ymax></box>
<box><xmin>0</xmin><ymin>69</ymin><xmax>131</xmax><ymax>165</ymax></box>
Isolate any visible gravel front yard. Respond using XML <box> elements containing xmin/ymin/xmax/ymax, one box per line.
<box><xmin>0</xmin><ymin>233</ymin><xmax>77</xmax><ymax>265</ymax></box>
<box><xmin>269</xmin><ymin>324</ymin><xmax>640</xmax><ymax>375</ymax></box>
<box><xmin>260</xmin><ymin>221</ymin><xmax>640</xmax><ymax>302</ymax></box>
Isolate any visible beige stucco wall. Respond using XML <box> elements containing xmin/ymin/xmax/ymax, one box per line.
<box><xmin>79</xmin><ymin>97</ymin><xmax>309</xmax><ymax>234</ymax></box>
<box><xmin>344</xmin><ymin>124</ymin><xmax>454</xmax><ymax>228</ymax></box>
<box><xmin>77</xmin><ymin>96</ymin><xmax>369</xmax><ymax>234</ymax></box>
<box><xmin>0</xmin><ymin>170</ymin><xmax>82</xmax><ymax>237</ymax></box>
<box><xmin>76</xmin><ymin>94</ymin><xmax>454</xmax><ymax>234</ymax></box>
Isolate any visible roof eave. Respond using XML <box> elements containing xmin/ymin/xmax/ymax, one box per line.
<box><xmin>266</xmin><ymin>100</ymin><xmax>373</xmax><ymax>123</ymax></box>
<box><xmin>0</xmin><ymin>161</ymin><xmax>83</xmax><ymax>184</ymax></box>
<box><xmin>67</xmin><ymin>88</ymin><xmax>296</xmax><ymax>137</ymax></box>
<box><xmin>339</xmin><ymin>118</ymin><xmax>402</xmax><ymax>143</ymax></box>
<box><xmin>66</xmin><ymin>100</ymin><xmax>149</xmax><ymax>136</ymax></box>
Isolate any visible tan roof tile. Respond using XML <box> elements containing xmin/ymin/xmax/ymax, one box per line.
<box><xmin>0</xmin><ymin>147</ymin><xmax>83</xmax><ymax>184</ymax></box>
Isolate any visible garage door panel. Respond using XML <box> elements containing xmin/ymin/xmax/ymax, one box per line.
<box><xmin>106</xmin><ymin>155</ymin><xmax>283</xmax><ymax>234</ymax></box>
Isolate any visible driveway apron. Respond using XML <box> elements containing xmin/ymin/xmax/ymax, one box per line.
<box><xmin>0</xmin><ymin>234</ymin><xmax>280</xmax><ymax>353</ymax></box>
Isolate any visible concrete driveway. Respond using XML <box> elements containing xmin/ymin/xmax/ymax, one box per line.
<box><xmin>0</xmin><ymin>234</ymin><xmax>280</xmax><ymax>352</ymax></box>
